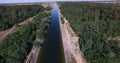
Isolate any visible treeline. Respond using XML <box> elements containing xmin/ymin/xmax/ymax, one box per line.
<box><xmin>60</xmin><ymin>2</ymin><xmax>120</xmax><ymax>63</ymax></box>
<box><xmin>0</xmin><ymin>12</ymin><xmax>51</xmax><ymax>63</ymax></box>
<box><xmin>0</xmin><ymin>5</ymin><xmax>51</xmax><ymax>31</ymax></box>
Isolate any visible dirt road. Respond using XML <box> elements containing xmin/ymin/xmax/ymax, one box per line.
<box><xmin>0</xmin><ymin>17</ymin><xmax>34</xmax><ymax>42</ymax></box>
<box><xmin>58</xmin><ymin>5</ymin><xmax>86</xmax><ymax>63</ymax></box>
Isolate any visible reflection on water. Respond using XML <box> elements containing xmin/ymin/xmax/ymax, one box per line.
<box><xmin>38</xmin><ymin>3</ymin><xmax>65</xmax><ymax>63</ymax></box>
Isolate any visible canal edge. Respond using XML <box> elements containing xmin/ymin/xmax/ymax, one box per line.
<box><xmin>57</xmin><ymin>3</ymin><xmax>69</xmax><ymax>63</ymax></box>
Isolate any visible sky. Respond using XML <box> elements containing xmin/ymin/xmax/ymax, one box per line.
<box><xmin>0</xmin><ymin>0</ymin><xmax>112</xmax><ymax>3</ymax></box>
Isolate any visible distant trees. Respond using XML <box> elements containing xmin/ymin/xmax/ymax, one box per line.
<box><xmin>60</xmin><ymin>2</ymin><xmax>120</xmax><ymax>63</ymax></box>
<box><xmin>0</xmin><ymin>5</ymin><xmax>49</xmax><ymax>31</ymax></box>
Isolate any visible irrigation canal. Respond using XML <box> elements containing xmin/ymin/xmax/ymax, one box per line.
<box><xmin>37</xmin><ymin>3</ymin><xmax>66</xmax><ymax>63</ymax></box>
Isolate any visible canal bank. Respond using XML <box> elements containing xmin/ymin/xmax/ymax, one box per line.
<box><xmin>58</xmin><ymin>4</ymin><xmax>86</xmax><ymax>63</ymax></box>
<box><xmin>36</xmin><ymin>3</ymin><xmax>65</xmax><ymax>63</ymax></box>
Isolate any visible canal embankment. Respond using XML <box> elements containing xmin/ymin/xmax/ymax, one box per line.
<box><xmin>58</xmin><ymin>4</ymin><xmax>86</xmax><ymax>63</ymax></box>
<box><xmin>24</xmin><ymin>12</ymin><xmax>52</xmax><ymax>63</ymax></box>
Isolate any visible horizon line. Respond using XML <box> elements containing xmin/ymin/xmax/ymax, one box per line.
<box><xmin>0</xmin><ymin>0</ymin><xmax>117</xmax><ymax>4</ymax></box>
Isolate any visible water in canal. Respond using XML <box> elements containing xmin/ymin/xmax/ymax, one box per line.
<box><xmin>37</xmin><ymin>3</ymin><xmax>65</xmax><ymax>63</ymax></box>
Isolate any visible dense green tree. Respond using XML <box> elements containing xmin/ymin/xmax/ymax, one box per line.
<box><xmin>60</xmin><ymin>2</ymin><xmax>120</xmax><ymax>63</ymax></box>
<box><xmin>0</xmin><ymin>10</ymin><xmax>51</xmax><ymax>63</ymax></box>
<box><xmin>0</xmin><ymin>5</ymin><xmax>51</xmax><ymax>31</ymax></box>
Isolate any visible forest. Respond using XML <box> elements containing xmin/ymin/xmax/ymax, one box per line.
<box><xmin>0</xmin><ymin>5</ymin><xmax>51</xmax><ymax>31</ymax></box>
<box><xmin>0</xmin><ymin>5</ymin><xmax>51</xmax><ymax>63</ymax></box>
<box><xmin>60</xmin><ymin>2</ymin><xmax>120</xmax><ymax>63</ymax></box>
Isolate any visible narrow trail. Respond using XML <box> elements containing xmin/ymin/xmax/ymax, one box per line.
<box><xmin>63</xmin><ymin>17</ymin><xmax>86</xmax><ymax>63</ymax></box>
<box><xmin>0</xmin><ymin>10</ymin><xmax>52</xmax><ymax>42</ymax></box>
<box><xmin>58</xmin><ymin>4</ymin><xmax>86</xmax><ymax>63</ymax></box>
<box><xmin>0</xmin><ymin>17</ymin><xmax>34</xmax><ymax>42</ymax></box>
<box><xmin>60</xmin><ymin>18</ymin><xmax>72</xmax><ymax>63</ymax></box>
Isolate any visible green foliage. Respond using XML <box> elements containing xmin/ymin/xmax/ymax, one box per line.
<box><xmin>61</xmin><ymin>17</ymin><xmax>64</xmax><ymax>24</ymax></box>
<box><xmin>0</xmin><ymin>12</ymin><xmax>51</xmax><ymax>63</ymax></box>
<box><xmin>0</xmin><ymin>24</ymin><xmax>35</xmax><ymax>63</ymax></box>
<box><xmin>0</xmin><ymin>5</ymin><xmax>46</xmax><ymax>31</ymax></box>
<box><xmin>60</xmin><ymin>2</ymin><xmax>120</xmax><ymax>63</ymax></box>
<box><xmin>45</xmin><ymin>6</ymin><xmax>52</xmax><ymax>11</ymax></box>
